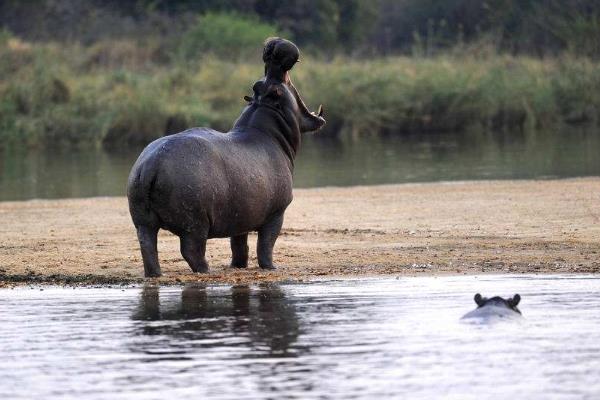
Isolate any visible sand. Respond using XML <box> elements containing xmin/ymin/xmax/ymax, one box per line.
<box><xmin>1</xmin><ymin>178</ymin><xmax>599</xmax><ymax>285</ymax></box>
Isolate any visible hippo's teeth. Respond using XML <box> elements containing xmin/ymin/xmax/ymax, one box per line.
<box><xmin>317</xmin><ymin>104</ymin><xmax>323</xmax><ymax>117</ymax></box>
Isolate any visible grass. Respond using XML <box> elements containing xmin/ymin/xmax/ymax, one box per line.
<box><xmin>300</xmin><ymin>56</ymin><xmax>600</xmax><ymax>134</ymax></box>
<box><xmin>1</xmin><ymin>36</ymin><xmax>599</xmax><ymax>148</ymax></box>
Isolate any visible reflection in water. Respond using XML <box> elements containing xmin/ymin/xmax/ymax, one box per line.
<box><xmin>1</xmin><ymin>126</ymin><xmax>600</xmax><ymax>200</ymax></box>
<box><xmin>131</xmin><ymin>284</ymin><xmax>301</xmax><ymax>358</ymax></box>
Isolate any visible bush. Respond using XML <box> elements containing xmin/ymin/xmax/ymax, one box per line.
<box><xmin>178</xmin><ymin>13</ymin><xmax>280</xmax><ymax>62</ymax></box>
<box><xmin>2</xmin><ymin>37</ymin><xmax>600</xmax><ymax>149</ymax></box>
<box><xmin>297</xmin><ymin>55</ymin><xmax>599</xmax><ymax>135</ymax></box>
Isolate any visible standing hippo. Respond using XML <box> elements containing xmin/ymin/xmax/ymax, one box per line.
<box><xmin>127</xmin><ymin>45</ymin><xmax>325</xmax><ymax>277</ymax></box>
<box><xmin>461</xmin><ymin>293</ymin><xmax>522</xmax><ymax>319</ymax></box>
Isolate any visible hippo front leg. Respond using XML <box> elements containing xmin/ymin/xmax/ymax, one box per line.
<box><xmin>257</xmin><ymin>212</ymin><xmax>284</xmax><ymax>270</ymax></box>
<box><xmin>230</xmin><ymin>233</ymin><xmax>249</xmax><ymax>268</ymax></box>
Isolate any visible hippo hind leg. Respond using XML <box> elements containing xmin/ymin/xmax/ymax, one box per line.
<box><xmin>230</xmin><ymin>233</ymin><xmax>249</xmax><ymax>268</ymax></box>
<box><xmin>180</xmin><ymin>232</ymin><xmax>209</xmax><ymax>273</ymax></box>
<box><xmin>257</xmin><ymin>212</ymin><xmax>284</xmax><ymax>270</ymax></box>
<box><xmin>136</xmin><ymin>225</ymin><xmax>161</xmax><ymax>278</ymax></box>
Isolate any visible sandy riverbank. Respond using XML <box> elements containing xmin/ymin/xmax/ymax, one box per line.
<box><xmin>1</xmin><ymin>178</ymin><xmax>599</xmax><ymax>286</ymax></box>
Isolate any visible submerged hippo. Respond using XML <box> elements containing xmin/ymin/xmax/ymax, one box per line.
<box><xmin>461</xmin><ymin>293</ymin><xmax>522</xmax><ymax>319</ymax></box>
<box><xmin>127</xmin><ymin>44</ymin><xmax>325</xmax><ymax>277</ymax></box>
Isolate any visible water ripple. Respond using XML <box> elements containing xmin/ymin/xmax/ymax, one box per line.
<box><xmin>1</xmin><ymin>275</ymin><xmax>600</xmax><ymax>399</ymax></box>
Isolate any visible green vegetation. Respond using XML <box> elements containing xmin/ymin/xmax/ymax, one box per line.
<box><xmin>178</xmin><ymin>13</ymin><xmax>280</xmax><ymax>61</ymax></box>
<box><xmin>1</xmin><ymin>30</ymin><xmax>599</xmax><ymax>148</ymax></box>
<box><xmin>1</xmin><ymin>0</ymin><xmax>600</xmax><ymax>148</ymax></box>
<box><xmin>313</xmin><ymin>55</ymin><xmax>600</xmax><ymax>133</ymax></box>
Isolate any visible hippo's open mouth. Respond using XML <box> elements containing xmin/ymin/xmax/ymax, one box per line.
<box><xmin>286</xmin><ymin>77</ymin><xmax>325</xmax><ymax>127</ymax></box>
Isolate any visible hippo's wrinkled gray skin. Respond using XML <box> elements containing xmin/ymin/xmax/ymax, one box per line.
<box><xmin>127</xmin><ymin>41</ymin><xmax>325</xmax><ymax>277</ymax></box>
<box><xmin>461</xmin><ymin>293</ymin><xmax>522</xmax><ymax>319</ymax></box>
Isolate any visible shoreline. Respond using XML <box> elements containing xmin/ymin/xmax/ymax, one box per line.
<box><xmin>1</xmin><ymin>178</ymin><xmax>599</xmax><ymax>286</ymax></box>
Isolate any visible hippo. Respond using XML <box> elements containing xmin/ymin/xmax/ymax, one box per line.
<box><xmin>127</xmin><ymin>40</ymin><xmax>325</xmax><ymax>277</ymax></box>
<box><xmin>461</xmin><ymin>293</ymin><xmax>522</xmax><ymax>319</ymax></box>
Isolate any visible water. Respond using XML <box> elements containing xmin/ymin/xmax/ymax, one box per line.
<box><xmin>1</xmin><ymin>126</ymin><xmax>600</xmax><ymax>201</ymax></box>
<box><xmin>1</xmin><ymin>275</ymin><xmax>599</xmax><ymax>399</ymax></box>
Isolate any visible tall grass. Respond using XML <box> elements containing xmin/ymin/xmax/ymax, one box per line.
<box><xmin>0</xmin><ymin>36</ymin><xmax>599</xmax><ymax>148</ymax></box>
<box><xmin>300</xmin><ymin>55</ymin><xmax>600</xmax><ymax>134</ymax></box>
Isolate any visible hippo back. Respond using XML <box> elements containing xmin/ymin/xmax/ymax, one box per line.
<box><xmin>127</xmin><ymin>127</ymin><xmax>293</xmax><ymax>238</ymax></box>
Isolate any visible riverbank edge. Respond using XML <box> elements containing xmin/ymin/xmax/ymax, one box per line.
<box><xmin>0</xmin><ymin>270</ymin><xmax>589</xmax><ymax>289</ymax></box>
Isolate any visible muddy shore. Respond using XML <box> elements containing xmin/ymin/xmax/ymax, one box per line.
<box><xmin>1</xmin><ymin>178</ymin><xmax>599</xmax><ymax>286</ymax></box>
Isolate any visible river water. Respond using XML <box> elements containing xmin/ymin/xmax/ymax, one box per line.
<box><xmin>1</xmin><ymin>275</ymin><xmax>599</xmax><ymax>399</ymax></box>
<box><xmin>1</xmin><ymin>126</ymin><xmax>600</xmax><ymax>201</ymax></box>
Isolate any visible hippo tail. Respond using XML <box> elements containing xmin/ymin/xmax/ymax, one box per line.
<box><xmin>127</xmin><ymin>157</ymin><xmax>160</xmax><ymax>228</ymax></box>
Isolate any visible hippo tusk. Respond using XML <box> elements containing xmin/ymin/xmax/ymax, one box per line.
<box><xmin>317</xmin><ymin>104</ymin><xmax>323</xmax><ymax>117</ymax></box>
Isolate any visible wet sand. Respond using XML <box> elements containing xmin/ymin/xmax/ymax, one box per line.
<box><xmin>1</xmin><ymin>178</ymin><xmax>599</xmax><ymax>285</ymax></box>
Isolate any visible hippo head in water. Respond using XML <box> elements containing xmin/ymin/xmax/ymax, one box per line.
<box><xmin>461</xmin><ymin>293</ymin><xmax>522</xmax><ymax>319</ymax></box>
<box><xmin>474</xmin><ymin>293</ymin><xmax>521</xmax><ymax>313</ymax></box>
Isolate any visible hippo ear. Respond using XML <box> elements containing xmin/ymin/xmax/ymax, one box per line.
<box><xmin>509</xmin><ymin>294</ymin><xmax>521</xmax><ymax>307</ymax></box>
<box><xmin>474</xmin><ymin>293</ymin><xmax>485</xmax><ymax>306</ymax></box>
<box><xmin>252</xmin><ymin>81</ymin><xmax>265</xmax><ymax>95</ymax></box>
<box><xmin>243</xmin><ymin>95</ymin><xmax>253</xmax><ymax>103</ymax></box>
